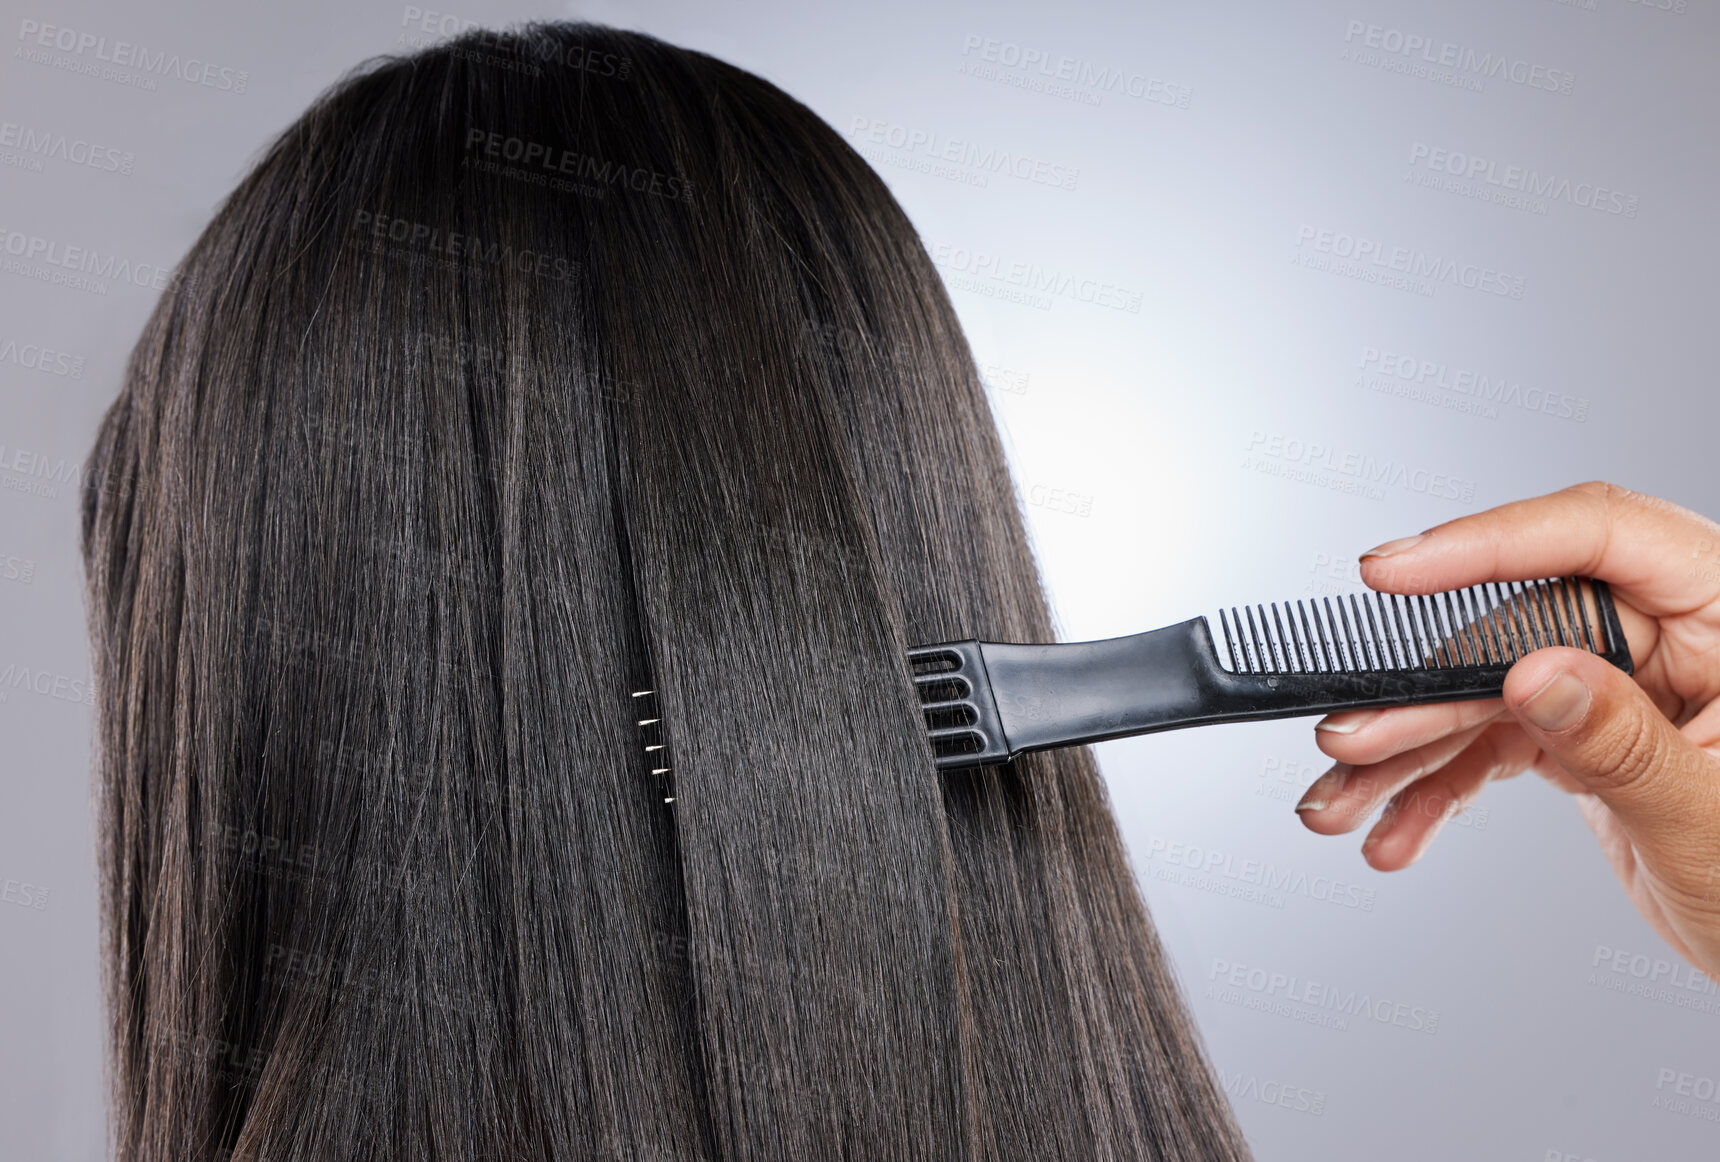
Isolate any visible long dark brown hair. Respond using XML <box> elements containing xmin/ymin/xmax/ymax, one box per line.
<box><xmin>80</xmin><ymin>21</ymin><xmax>1250</xmax><ymax>1162</ymax></box>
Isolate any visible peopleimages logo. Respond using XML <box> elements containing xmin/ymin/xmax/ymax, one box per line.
<box><xmin>1207</xmin><ymin>958</ymin><xmax>1441</xmax><ymax>1034</ymax></box>
<box><xmin>1140</xmin><ymin>835</ymin><xmax>1376</xmax><ymax>911</ymax></box>
<box><xmin>927</xmin><ymin>241</ymin><xmax>1143</xmax><ymax>313</ymax></box>
<box><xmin>1244</xmin><ymin>430</ymin><xmax>1478</xmax><ymax>504</ymax></box>
<box><xmin>1295</xmin><ymin>225</ymin><xmax>1526</xmax><ymax>300</ymax></box>
<box><xmin>352</xmin><ymin>210</ymin><xmax>578</xmax><ymax>282</ymax></box>
<box><xmin>1341</xmin><ymin>20</ymin><xmax>1575</xmax><ymax>95</ymax></box>
<box><xmin>15</xmin><ymin>19</ymin><xmax>249</xmax><ymax>93</ymax></box>
<box><xmin>1408</xmin><ymin>143</ymin><xmax>1638</xmax><ymax>218</ymax></box>
<box><xmin>848</xmin><ymin>117</ymin><xmax>1080</xmax><ymax>191</ymax></box>
<box><xmin>0</xmin><ymin>226</ymin><xmax>174</xmax><ymax>292</ymax></box>
<box><xmin>1653</xmin><ymin>1067</ymin><xmax>1720</xmax><ymax>1123</ymax></box>
<box><xmin>1219</xmin><ymin>1071</ymin><xmax>1327</xmax><ymax>1116</ymax></box>
<box><xmin>0</xmin><ymin>120</ymin><xmax>135</xmax><ymax>174</ymax></box>
<box><xmin>1359</xmin><ymin>347</ymin><xmax>1588</xmax><ymax>423</ymax></box>
<box><xmin>0</xmin><ymin>439</ymin><xmax>81</xmax><ymax>499</ymax></box>
<box><xmin>1589</xmin><ymin>943</ymin><xmax>1720</xmax><ymax>1015</ymax></box>
<box><xmin>0</xmin><ymin>337</ymin><xmax>84</xmax><ymax>378</ymax></box>
<box><xmin>0</xmin><ymin>662</ymin><xmax>96</xmax><ymax>706</ymax></box>
<box><xmin>463</xmin><ymin>128</ymin><xmax>694</xmax><ymax>202</ymax></box>
<box><xmin>958</xmin><ymin>34</ymin><xmax>1193</xmax><ymax>109</ymax></box>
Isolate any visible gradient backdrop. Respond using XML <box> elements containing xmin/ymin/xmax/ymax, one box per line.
<box><xmin>2</xmin><ymin>1</ymin><xmax>1715</xmax><ymax>1159</ymax></box>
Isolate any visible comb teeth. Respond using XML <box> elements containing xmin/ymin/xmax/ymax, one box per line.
<box><xmin>907</xmin><ymin>649</ymin><xmax>985</xmax><ymax>759</ymax></box>
<box><xmin>1216</xmin><ymin>576</ymin><xmax>1612</xmax><ymax>675</ymax></box>
<box><xmin>633</xmin><ymin>689</ymin><xmax>674</xmax><ymax>801</ymax></box>
<box><xmin>906</xmin><ymin>642</ymin><xmax>1009</xmax><ymax>767</ymax></box>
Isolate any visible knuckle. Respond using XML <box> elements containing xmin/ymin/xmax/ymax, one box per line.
<box><xmin>1571</xmin><ymin>479</ymin><xmax>1640</xmax><ymax>509</ymax></box>
<box><xmin>1568</xmin><ymin>479</ymin><xmax>1640</xmax><ymax>528</ymax></box>
<box><xmin>1582</xmin><ymin>478</ymin><xmax>1684</xmax><ymax>526</ymax></box>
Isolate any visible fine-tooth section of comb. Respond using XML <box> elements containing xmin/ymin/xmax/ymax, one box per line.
<box><xmin>1215</xmin><ymin>576</ymin><xmax>1619</xmax><ymax>675</ymax></box>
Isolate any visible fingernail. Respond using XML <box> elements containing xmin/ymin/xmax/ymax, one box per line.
<box><xmin>1296</xmin><ymin>763</ymin><xmax>1353</xmax><ymax>813</ymax></box>
<box><xmin>1520</xmin><ymin>670</ymin><xmax>1590</xmax><ymax>732</ymax></box>
<box><xmin>1316</xmin><ymin>710</ymin><xmax>1380</xmax><ymax>735</ymax></box>
<box><xmin>1360</xmin><ymin>534</ymin><xmax>1425</xmax><ymax>560</ymax></box>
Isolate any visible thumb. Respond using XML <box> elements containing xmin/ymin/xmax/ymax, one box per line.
<box><xmin>1504</xmin><ymin>646</ymin><xmax>1720</xmax><ymax>845</ymax></box>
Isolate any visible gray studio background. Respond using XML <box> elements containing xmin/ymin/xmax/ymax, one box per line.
<box><xmin>3</xmin><ymin>0</ymin><xmax>1716</xmax><ymax>1159</ymax></box>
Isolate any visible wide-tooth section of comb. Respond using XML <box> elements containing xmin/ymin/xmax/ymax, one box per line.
<box><xmin>633</xmin><ymin>689</ymin><xmax>675</xmax><ymax>802</ymax></box>
<box><xmin>1214</xmin><ymin>576</ymin><xmax>1616</xmax><ymax>675</ymax></box>
<box><xmin>906</xmin><ymin>642</ymin><xmax>1009</xmax><ymax>767</ymax></box>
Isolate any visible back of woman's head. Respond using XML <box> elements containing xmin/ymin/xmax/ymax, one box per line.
<box><xmin>81</xmin><ymin>21</ymin><xmax>1250</xmax><ymax>1162</ymax></box>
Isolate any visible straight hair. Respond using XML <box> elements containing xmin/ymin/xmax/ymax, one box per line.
<box><xmin>81</xmin><ymin>21</ymin><xmax>1250</xmax><ymax>1162</ymax></box>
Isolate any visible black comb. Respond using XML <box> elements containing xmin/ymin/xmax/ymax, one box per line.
<box><xmin>909</xmin><ymin>576</ymin><xmax>1631</xmax><ymax>770</ymax></box>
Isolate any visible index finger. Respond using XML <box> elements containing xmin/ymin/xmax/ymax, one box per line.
<box><xmin>1355</xmin><ymin>481</ymin><xmax>1720</xmax><ymax>618</ymax></box>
